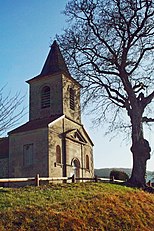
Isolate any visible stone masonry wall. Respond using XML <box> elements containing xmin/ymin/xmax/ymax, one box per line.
<box><xmin>48</xmin><ymin>117</ymin><xmax>94</xmax><ymax>179</ymax></box>
<box><xmin>9</xmin><ymin>128</ymin><xmax>48</xmax><ymax>178</ymax></box>
<box><xmin>0</xmin><ymin>158</ymin><xmax>8</xmax><ymax>178</ymax></box>
<box><xmin>29</xmin><ymin>74</ymin><xmax>63</xmax><ymax>120</ymax></box>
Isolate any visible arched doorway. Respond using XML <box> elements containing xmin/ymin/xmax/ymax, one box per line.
<box><xmin>72</xmin><ymin>158</ymin><xmax>80</xmax><ymax>178</ymax></box>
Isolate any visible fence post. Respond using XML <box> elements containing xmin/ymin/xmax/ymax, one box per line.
<box><xmin>147</xmin><ymin>180</ymin><xmax>152</xmax><ymax>187</ymax></box>
<box><xmin>35</xmin><ymin>174</ymin><xmax>40</xmax><ymax>186</ymax></box>
<box><xmin>110</xmin><ymin>176</ymin><xmax>114</xmax><ymax>183</ymax></box>
<box><xmin>94</xmin><ymin>175</ymin><xmax>98</xmax><ymax>182</ymax></box>
<box><xmin>72</xmin><ymin>174</ymin><xmax>76</xmax><ymax>183</ymax></box>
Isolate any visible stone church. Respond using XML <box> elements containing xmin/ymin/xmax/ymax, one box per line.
<box><xmin>0</xmin><ymin>41</ymin><xmax>94</xmax><ymax>181</ymax></box>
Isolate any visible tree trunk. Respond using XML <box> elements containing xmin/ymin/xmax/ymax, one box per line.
<box><xmin>128</xmin><ymin>138</ymin><xmax>151</xmax><ymax>188</ymax></box>
<box><xmin>127</xmin><ymin>106</ymin><xmax>151</xmax><ymax>188</ymax></box>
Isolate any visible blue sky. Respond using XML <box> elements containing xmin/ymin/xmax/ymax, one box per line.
<box><xmin>0</xmin><ymin>0</ymin><xmax>154</xmax><ymax>171</ymax></box>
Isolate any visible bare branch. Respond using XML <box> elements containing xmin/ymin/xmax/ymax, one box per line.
<box><xmin>0</xmin><ymin>87</ymin><xmax>26</xmax><ymax>136</ymax></box>
<box><xmin>143</xmin><ymin>90</ymin><xmax>154</xmax><ymax>107</ymax></box>
<box><xmin>128</xmin><ymin>46</ymin><xmax>154</xmax><ymax>75</ymax></box>
<box><xmin>142</xmin><ymin>117</ymin><xmax>154</xmax><ymax>123</ymax></box>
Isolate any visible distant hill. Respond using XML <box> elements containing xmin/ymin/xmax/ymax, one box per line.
<box><xmin>94</xmin><ymin>168</ymin><xmax>154</xmax><ymax>182</ymax></box>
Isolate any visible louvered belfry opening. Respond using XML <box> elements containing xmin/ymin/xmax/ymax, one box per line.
<box><xmin>70</xmin><ymin>88</ymin><xmax>75</xmax><ymax>110</ymax></box>
<box><xmin>41</xmin><ymin>86</ymin><xmax>50</xmax><ymax>108</ymax></box>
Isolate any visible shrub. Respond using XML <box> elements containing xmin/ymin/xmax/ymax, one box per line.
<box><xmin>110</xmin><ymin>170</ymin><xmax>129</xmax><ymax>181</ymax></box>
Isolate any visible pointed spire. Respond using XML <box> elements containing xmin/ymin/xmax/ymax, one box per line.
<box><xmin>40</xmin><ymin>40</ymin><xmax>70</xmax><ymax>76</ymax></box>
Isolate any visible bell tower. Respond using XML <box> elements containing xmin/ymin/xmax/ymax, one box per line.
<box><xmin>26</xmin><ymin>41</ymin><xmax>81</xmax><ymax>124</ymax></box>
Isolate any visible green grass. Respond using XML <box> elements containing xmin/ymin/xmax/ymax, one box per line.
<box><xmin>0</xmin><ymin>183</ymin><xmax>153</xmax><ymax>230</ymax></box>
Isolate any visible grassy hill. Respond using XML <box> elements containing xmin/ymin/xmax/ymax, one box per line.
<box><xmin>0</xmin><ymin>183</ymin><xmax>154</xmax><ymax>230</ymax></box>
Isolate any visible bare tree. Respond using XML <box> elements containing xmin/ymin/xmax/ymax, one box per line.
<box><xmin>0</xmin><ymin>87</ymin><xmax>25</xmax><ymax>136</ymax></box>
<box><xmin>57</xmin><ymin>0</ymin><xmax>154</xmax><ymax>187</ymax></box>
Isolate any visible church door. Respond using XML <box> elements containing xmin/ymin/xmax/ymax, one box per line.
<box><xmin>72</xmin><ymin>159</ymin><xmax>80</xmax><ymax>178</ymax></box>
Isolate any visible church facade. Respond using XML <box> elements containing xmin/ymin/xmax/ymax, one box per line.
<box><xmin>0</xmin><ymin>41</ymin><xmax>94</xmax><ymax>181</ymax></box>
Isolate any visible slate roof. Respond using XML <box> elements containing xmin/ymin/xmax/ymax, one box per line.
<box><xmin>27</xmin><ymin>41</ymin><xmax>70</xmax><ymax>82</ymax></box>
<box><xmin>26</xmin><ymin>41</ymin><xmax>81</xmax><ymax>87</ymax></box>
<box><xmin>0</xmin><ymin>137</ymin><xmax>9</xmax><ymax>159</ymax></box>
<box><xmin>8</xmin><ymin>115</ymin><xmax>62</xmax><ymax>135</ymax></box>
<box><xmin>40</xmin><ymin>40</ymin><xmax>70</xmax><ymax>77</ymax></box>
